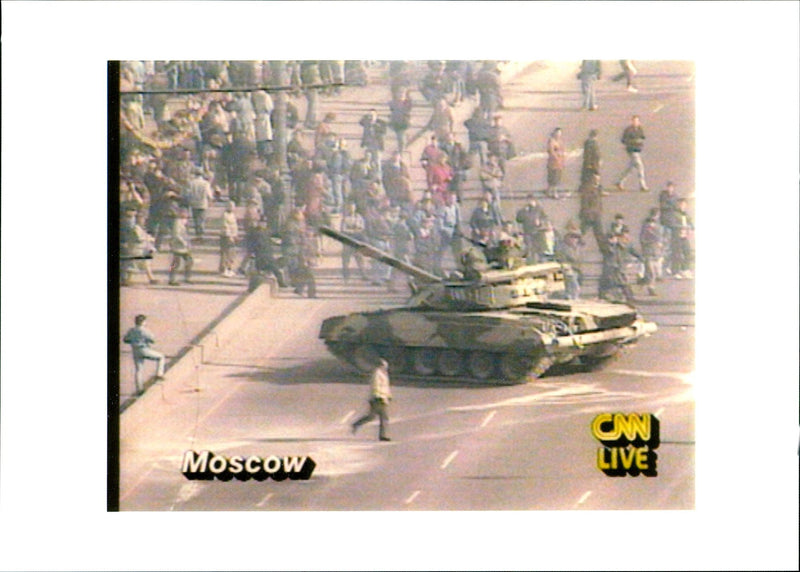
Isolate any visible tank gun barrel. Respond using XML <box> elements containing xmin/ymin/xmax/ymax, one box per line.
<box><xmin>318</xmin><ymin>226</ymin><xmax>442</xmax><ymax>283</ymax></box>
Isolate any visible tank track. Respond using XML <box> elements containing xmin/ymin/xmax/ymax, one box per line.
<box><xmin>326</xmin><ymin>342</ymin><xmax>556</xmax><ymax>385</ymax></box>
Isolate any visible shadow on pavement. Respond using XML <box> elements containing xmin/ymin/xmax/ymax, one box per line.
<box><xmin>228</xmin><ymin>358</ymin><xmax>539</xmax><ymax>390</ymax></box>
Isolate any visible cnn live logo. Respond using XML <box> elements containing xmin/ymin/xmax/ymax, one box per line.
<box><xmin>591</xmin><ymin>413</ymin><xmax>660</xmax><ymax>477</ymax></box>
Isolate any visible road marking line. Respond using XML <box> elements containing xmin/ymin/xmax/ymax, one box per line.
<box><xmin>480</xmin><ymin>410</ymin><xmax>497</xmax><ymax>428</ymax></box>
<box><xmin>655</xmin><ymin>407</ymin><xmax>665</xmax><ymax>418</ymax></box>
<box><xmin>340</xmin><ymin>410</ymin><xmax>355</xmax><ymax>424</ymax></box>
<box><xmin>404</xmin><ymin>490</ymin><xmax>421</xmax><ymax>504</ymax></box>
<box><xmin>577</xmin><ymin>490</ymin><xmax>593</xmax><ymax>506</ymax></box>
<box><xmin>441</xmin><ymin>450</ymin><xmax>459</xmax><ymax>470</ymax></box>
<box><xmin>257</xmin><ymin>492</ymin><xmax>274</xmax><ymax>507</ymax></box>
<box><xmin>610</xmin><ymin>369</ymin><xmax>691</xmax><ymax>381</ymax></box>
<box><xmin>448</xmin><ymin>383</ymin><xmax>619</xmax><ymax>412</ymax></box>
<box><xmin>653</xmin><ymin>103</ymin><xmax>664</xmax><ymax>113</ymax></box>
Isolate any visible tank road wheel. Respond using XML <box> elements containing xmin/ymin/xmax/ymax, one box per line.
<box><xmin>500</xmin><ymin>351</ymin><xmax>555</xmax><ymax>383</ymax></box>
<box><xmin>412</xmin><ymin>347</ymin><xmax>438</xmax><ymax>376</ymax></box>
<box><xmin>352</xmin><ymin>345</ymin><xmax>380</xmax><ymax>372</ymax></box>
<box><xmin>499</xmin><ymin>353</ymin><xmax>534</xmax><ymax>383</ymax></box>
<box><xmin>382</xmin><ymin>346</ymin><xmax>409</xmax><ymax>374</ymax></box>
<box><xmin>530</xmin><ymin>355</ymin><xmax>555</xmax><ymax>378</ymax></box>
<box><xmin>437</xmin><ymin>349</ymin><xmax>465</xmax><ymax>377</ymax></box>
<box><xmin>468</xmin><ymin>351</ymin><xmax>497</xmax><ymax>380</ymax></box>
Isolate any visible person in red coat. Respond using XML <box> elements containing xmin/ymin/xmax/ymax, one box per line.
<box><xmin>427</xmin><ymin>154</ymin><xmax>454</xmax><ymax>205</ymax></box>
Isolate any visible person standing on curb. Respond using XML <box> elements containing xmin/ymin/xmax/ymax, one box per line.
<box><xmin>615</xmin><ymin>115</ymin><xmax>649</xmax><ymax>192</ymax></box>
<box><xmin>123</xmin><ymin>314</ymin><xmax>166</xmax><ymax>395</ymax></box>
<box><xmin>351</xmin><ymin>358</ymin><xmax>392</xmax><ymax>441</ymax></box>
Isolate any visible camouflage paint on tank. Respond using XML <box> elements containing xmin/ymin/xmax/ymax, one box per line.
<box><xmin>316</xmin><ymin>225</ymin><xmax>657</xmax><ymax>383</ymax></box>
<box><xmin>321</xmin><ymin>309</ymin><xmax>554</xmax><ymax>354</ymax></box>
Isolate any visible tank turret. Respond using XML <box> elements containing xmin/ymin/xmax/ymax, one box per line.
<box><xmin>318</xmin><ymin>225</ymin><xmax>568</xmax><ymax>310</ymax></box>
<box><xmin>317</xmin><ymin>225</ymin><xmax>656</xmax><ymax>384</ymax></box>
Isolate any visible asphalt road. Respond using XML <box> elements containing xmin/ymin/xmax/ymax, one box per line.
<box><xmin>119</xmin><ymin>60</ymin><xmax>695</xmax><ymax>511</ymax></box>
<box><xmin>120</xmin><ymin>269</ymin><xmax>693</xmax><ymax>511</ymax></box>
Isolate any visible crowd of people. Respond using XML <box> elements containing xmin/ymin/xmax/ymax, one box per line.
<box><xmin>119</xmin><ymin>60</ymin><xmax>693</xmax><ymax>303</ymax></box>
<box><xmin>119</xmin><ymin>60</ymin><xmax>513</xmax><ymax>294</ymax></box>
<box><xmin>573</xmin><ymin>171</ymin><xmax>694</xmax><ymax>301</ymax></box>
<box><xmin>119</xmin><ymin>60</ymin><xmax>345</xmax><ymax>292</ymax></box>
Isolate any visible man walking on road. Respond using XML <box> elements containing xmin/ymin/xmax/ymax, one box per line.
<box><xmin>123</xmin><ymin>314</ymin><xmax>166</xmax><ymax>395</ymax></box>
<box><xmin>615</xmin><ymin>115</ymin><xmax>649</xmax><ymax>192</ymax></box>
<box><xmin>351</xmin><ymin>358</ymin><xmax>392</xmax><ymax>441</ymax></box>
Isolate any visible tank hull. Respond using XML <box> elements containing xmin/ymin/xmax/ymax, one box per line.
<box><xmin>319</xmin><ymin>301</ymin><xmax>656</xmax><ymax>384</ymax></box>
<box><xmin>315</xmin><ymin>225</ymin><xmax>656</xmax><ymax>384</ymax></box>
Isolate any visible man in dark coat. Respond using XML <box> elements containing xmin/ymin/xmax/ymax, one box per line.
<box><xmin>615</xmin><ymin>115</ymin><xmax>649</xmax><ymax>192</ymax></box>
<box><xmin>254</xmin><ymin>219</ymin><xmax>287</xmax><ymax>287</ymax></box>
<box><xmin>359</xmin><ymin>109</ymin><xmax>387</xmax><ymax>155</ymax></box>
<box><xmin>579</xmin><ymin>173</ymin><xmax>605</xmax><ymax>250</ymax></box>
<box><xmin>515</xmin><ymin>194</ymin><xmax>548</xmax><ymax>263</ymax></box>
<box><xmin>581</xmin><ymin>129</ymin><xmax>601</xmax><ymax>183</ymax></box>
<box><xmin>598</xmin><ymin>228</ymin><xmax>641</xmax><ymax>302</ymax></box>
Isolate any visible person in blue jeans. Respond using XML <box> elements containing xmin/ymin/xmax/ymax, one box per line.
<box><xmin>578</xmin><ymin>60</ymin><xmax>601</xmax><ymax>110</ymax></box>
<box><xmin>123</xmin><ymin>314</ymin><xmax>166</xmax><ymax>395</ymax></box>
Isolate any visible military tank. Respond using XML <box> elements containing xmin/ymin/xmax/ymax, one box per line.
<box><xmin>317</xmin><ymin>226</ymin><xmax>657</xmax><ymax>384</ymax></box>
